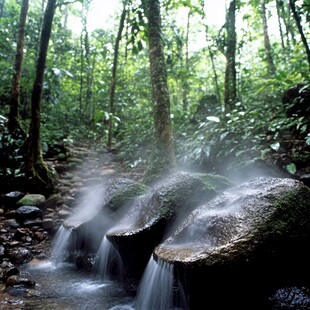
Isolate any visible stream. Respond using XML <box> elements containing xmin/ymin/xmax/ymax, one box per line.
<box><xmin>7</xmin><ymin>259</ymin><xmax>135</xmax><ymax>310</ymax></box>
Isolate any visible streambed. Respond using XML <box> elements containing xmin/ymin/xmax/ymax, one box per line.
<box><xmin>7</xmin><ymin>260</ymin><xmax>135</xmax><ymax>310</ymax></box>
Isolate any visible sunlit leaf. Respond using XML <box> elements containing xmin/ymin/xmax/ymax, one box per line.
<box><xmin>206</xmin><ymin>116</ymin><xmax>220</xmax><ymax>122</ymax></box>
<box><xmin>270</xmin><ymin>142</ymin><xmax>280</xmax><ymax>151</ymax></box>
<box><xmin>286</xmin><ymin>163</ymin><xmax>297</xmax><ymax>175</ymax></box>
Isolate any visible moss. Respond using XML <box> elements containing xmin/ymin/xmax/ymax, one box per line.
<box><xmin>264</xmin><ymin>185</ymin><xmax>310</xmax><ymax>238</ymax></box>
<box><xmin>106</xmin><ymin>182</ymin><xmax>149</xmax><ymax>213</ymax></box>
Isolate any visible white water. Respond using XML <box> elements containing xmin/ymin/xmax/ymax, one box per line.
<box><xmin>21</xmin><ymin>260</ymin><xmax>135</xmax><ymax>310</ymax></box>
<box><xmin>93</xmin><ymin>236</ymin><xmax>124</xmax><ymax>280</ymax></box>
<box><xmin>51</xmin><ymin>225</ymin><xmax>72</xmax><ymax>263</ymax></box>
<box><xmin>135</xmin><ymin>257</ymin><xmax>186</xmax><ymax>310</ymax></box>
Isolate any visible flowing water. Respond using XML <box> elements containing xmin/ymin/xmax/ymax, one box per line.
<box><xmin>18</xmin><ymin>260</ymin><xmax>135</xmax><ymax>310</ymax></box>
<box><xmin>135</xmin><ymin>257</ymin><xmax>187</xmax><ymax>310</ymax></box>
<box><xmin>5</xmin><ymin>177</ymin><xmax>306</xmax><ymax>309</ymax></box>
<box><xmin>93</xmin><ymin>236</ymin><xmax>124</xmax><ymax>281</ymax></box>
<box><xmin>51</xmin><ymin>225</ymin><xmax>73</xmax><ymax>264</ymax></box>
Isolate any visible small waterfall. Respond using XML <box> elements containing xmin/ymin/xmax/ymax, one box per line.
<box><xmin>135</xmin><ymin>257</ymin><xmax>186</xmax><ymax>310</ymax></box>
<box><xmin>93</xmin><ymin>236</ymin><xmax>124</xmax><ymax>281</ymax></box>
<box><xmin>51</xmin><ymin>225</ymin><xmax>72</xmax><ymax>264</ymax></box>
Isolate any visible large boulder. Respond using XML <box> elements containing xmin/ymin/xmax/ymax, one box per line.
<box><xmin>106</xmin><ymin>171</ymin><xmax>232</xmax><ymax>281</ymax></box>
<box><xmin>154</xmin><ymin>177</ymin><xmax>310</xmax><ymax>309</ymax></box>
<box><xmin>56</xmin><ymin>177</ymin><xmax>148</xmax><ymax>258</ymax></box>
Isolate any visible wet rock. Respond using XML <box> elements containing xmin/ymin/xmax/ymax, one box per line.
<box><xmin>268</xmin><ymin>286</ymin><xmax>310</xmax><ymax>309</ymax></box>
<box><xmin>22</xmin><ymin>219</ymin><xmax>43</xmax><ymax>228</ymax></box>
<box><xmin>57</xmin><ymin>209</ymin><xmax>71</xmax><ymax>218</ymax></box>
<box><xmin>14</xmin><ymin>228</ymin><xmax>31</xmax><ymax>241</ymax></box>
<box><xmin>33</xmin><ymin>231</ymin><xmax>47</xmax><ymax>242</ymax></box>
<box><xmin>5</xmin><ymin>275</ymin><xmax>35</xmax><ymax>288</ymax></box>
<box><xmin>300</xmin><ymin>173</ymin><xmax>310</xmax><ymax>188</ymax></box>
<box><xmin>107</xmin><ymin>171</ymin><xmax>232</xmax><ymax>280</ymax></box>
<box><xmin>42</xmin><ymin>218</ymin><xmax>54</xmax><ymax>230</ymax></box>
<box><xmin>75</xmin><ymin>252</ymin><xmax>95</xmax><ymax>271</ymax></box>
<box><xmin>15</xmin><ymin>206</ymin><xmax>43</xmax><ymax>222</ymax></box>
<box><xmin>2</xmin><ymin>191</ymin><xmax>25</xmax><ymax>211</ymax></box>
<box><xmin>154</xmin><ymin>177</ymin><xmax>310</xmax><ymax>309</ymax></box>
<box><xmin>7</xmin><ymin>247</ymin><xmax>33</xmax><ymax>264</ymax></box>
<box><xmin>44</xmin><ymin>193</ymin><xmax>62</xmax><ymax>210</ymax></box>
<box><xmin>0</xmin><ymin>245</ymin><xmax>4</xmax><ymax>257</ymax></box>
<box><xmin>4</xmin><ymin>210</ymin><xmax>16</xmax><ymax>219</ymax></box>
<box><xmin>16</xmin><ymin>194</ymin><xmax>45</xmax><ymax>210</ymax></box>
<box><xmin>3</xmin><ymin>219</ymin><xmax>20</xmax><ymax>229</ymax></box>
<box><xmin>0</xmin><ymin>259</ymin><xmax>20</xmax><ymax>281</ymax></box>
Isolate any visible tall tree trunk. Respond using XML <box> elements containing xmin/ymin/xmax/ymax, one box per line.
<box><xmin>107</xmin><ymin>1</ymin><xmax>127</xmax><ymax>149</ymax></box>
<box><xmin>279</xmin><ymin>1</ymin><xmax>296</xmax><ymax>47</ymax></box>
<box><xmin>224</xmin><ymin>0</ymin><xmax>237</xmax><ymax>113</ymax></box>
<box><xmin>8</xmin><ymin>0</ymin><xmax>29</xmax><ymax>133</ymax></box>
<box><xmin>261</xmin><ymin>0</ymin><xmax>276</xmax><ymax>75</ymax></box>
<box><xmin>182</xmin><ymin>10</ymin><xmax>190</xmax><ymax>111</ymax></box>
<box><xmin>26</xmin><ymin>0</ymin><xmax>56</xmax><ymax>195</ymax></box>
<box><xmin>0</xmin><ymin>0</ymin><xmax>5</xmax><ymax>18</ymax></box>
<box><xmin>275</xmin><ymin>0</ymin><xmax>285</xmax><ymax>50</ymax></box>
<box><xmin>83</xmin><ymin>2</ymin><xmax>92</xmax><ymax>118</ymax></box>
<box><xmin>289</xmin><ymin>0</ymin><xmax>310</xmax><ymax>70</ymax></box>
<box><xmin>79</xmin><ymin>32</ymin><xmax>84</xmax><ymax>112</ymax></box>
<box><xmin>145</xmin><ymin>0</ymin><xmax>176</xmax><ymax>180</ymax></box>
<box><xmin>200</xmin><ymin>1</ymin><xmax>222</xmax><ymax>109</ymax></box>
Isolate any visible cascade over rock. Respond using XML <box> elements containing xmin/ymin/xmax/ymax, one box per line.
<box><xmin>154</xmin><ymin>177</ymin><xmax>310</xmax><ymax>309</ymax></box>
<box><xmin>106</xmin><ymin>171</ymin><xmax>233</xmax><ymax>280</ymax></box>
<box><xmin>58</xmin><ymin>177</ymin><xmax>148</xmax><ymax>259</ymax></box>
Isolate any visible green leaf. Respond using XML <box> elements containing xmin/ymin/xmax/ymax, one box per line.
<box><xmin>286</xmin><ymin>163</ymin><xmax>297</xmax><ymax>175</ymax></box>
<box><xmin>270</xmin><ymin>142</ymin><xmax>280</xmax><ymax>151</ymax></box>
<box><xmin>206</xmin><ymin>116</ymin><xmax>220</xmax><ymax>123</ymax></box>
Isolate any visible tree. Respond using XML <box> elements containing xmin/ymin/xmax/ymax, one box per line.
<box><xmin>107</xmin><ymin>0</ymin><xmax>128</xmax><ymax>149</ymax></box>
<box><xmin>8</xmin><ymin>0</ymin><xmax>29</xmax><ymax>133</ymax></box>
<box><xmin>25</xmin><ymin>0</ymin><xmax>57</xmax><ymax>195</ymax></box>
<box><xmin>289</xmin><ymin>0</ymin><xmax>310</xmax><ymax>70</ymax></box>
<box><xmin>0</xmin><ymin>0</ymin><xmax>4</xmax><ymax>18</ymax></box>
<box><xmin>224</xmin><ymin>0</ymin><xmax>237</xmax><ymax>112</ymax></box>
<box><xmin>145</xmin><ymin>0</ymin><xmax>176</xmax><ymax>180</ymax></box>
<box><xmin>261</xmin><ymin>0</ymin><xmax>276</xmax><ymax>75</ymax></box>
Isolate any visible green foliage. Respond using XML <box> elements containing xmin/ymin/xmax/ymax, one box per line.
<box><xmin>0</xmin><ymin>116</ymin><xmax>27</xmax><ymax>190</ymax></box>
<box><xmin>0</xmin><ymin>0</ymin><xmax>309</xmax><ymax>185</ymax></box>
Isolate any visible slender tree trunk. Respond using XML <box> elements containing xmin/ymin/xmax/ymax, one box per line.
<box><xmin>275</xmin><ymin>0</ymin><xmax>285</xmax><ymax>50</ymax></box>
<box><xmin>261</xmin><ymin>0</ymin><xmax>276</xmax><ymax>75</ymax></box>
<box><xmin>0</xmin><ymin>0</ymin><xmax>5</xmax><ymax>18</ymax></box>
<box><xmin>83</xmin><ymin>8</ymin><xmax>92</xmax><ymax>118</ymax></box>
<box><xmin>146</xmin><ymin>0</ymin><xmax>176</xmax><ymax>179</ymax></box>
<box><xmin>182</xmin><ymin>10</ymin><xmax>190</xmax><ymax>111</ymax></box>
<box><xmin>8</xmin><ymin>0</ymin><xmax>29</xmax><ymax>132</ymax></box>
<box><xmin>279</xmin><ymin>1</ymin><xmax>296</xmax><ymax>47</ymax></box>
<box><xmin>224</xmin><ymin>0</ymin><xmax>237</xmax><ymax>113</ymax></box>
<box><xmin>289</xmin><ymin>0</ymin><xmax>310</xmax><ymax>70</ymax></box>
<box><xmin>107</xmin><ymin>1</ymin><xmax>127</xmax><ymax>149</ymax></box>
<box><xmin>26</xmin><ymin>0</ymin><xmax>56</xmax><ymax>195</ymax></box>
<box><xmin>286</xmin><ymin>1</ymin><xmax>296</xmax><ymax>45</ymax></box>
<box><xmin>79</xmin><ymin>33</ymin><xmax>84</xmax><ymax>112</ymax></box>
<box><xmin>200</xmin><ymin>1</ymin><xmax>222</xmax><ymax>109</ymax></box>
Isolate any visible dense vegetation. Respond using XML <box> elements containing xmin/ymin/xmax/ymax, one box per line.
<box><xmin>0</xmin><ymin>0</ymin><xmax>309</xmax><ymax>195</ymax></box>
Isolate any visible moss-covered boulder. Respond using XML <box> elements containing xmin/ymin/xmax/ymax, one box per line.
<box><xmin>16</xmin><ymin>194</ymin><xmax>46</xmax><ymax>209</ymax></box>
<box><xmin>106</xmin><ymin>171</ymin><xmax>233</xmax><ymax>281</ymax></box>
<box><xmin>154</xmin><ymin>177</ymin><xmax>310</xmax><ymax>309</ymax></box>
<box><xmin>60</xmin><ymin>177</ymin><xmax>148</xmax><ymax>256</ymax></box>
